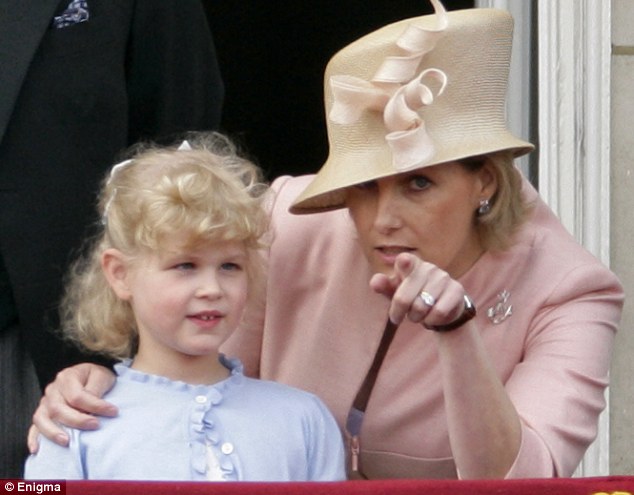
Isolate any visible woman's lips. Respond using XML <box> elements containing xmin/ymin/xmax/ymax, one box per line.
<box><xmin>374</xmin><ymin>246</ymin><xmax>415</xmax><ymax>264</ymax></box>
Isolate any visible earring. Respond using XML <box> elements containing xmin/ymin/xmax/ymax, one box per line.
<box><xmin>477</xmin><ymin>198</ymin><xmax>491</xmax><ymax>216</ymax></box>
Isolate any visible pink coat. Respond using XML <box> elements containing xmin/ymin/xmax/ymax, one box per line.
<box><xmin>224</xmin><ymin>174</ymin><xmax>624</xmax><ymax>479</ymax></box>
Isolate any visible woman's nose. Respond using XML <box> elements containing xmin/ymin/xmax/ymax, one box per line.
<box><xmin>373</xmin><ymin>187</ymin><xmax>403</xmax><ymax>233</ymax></box>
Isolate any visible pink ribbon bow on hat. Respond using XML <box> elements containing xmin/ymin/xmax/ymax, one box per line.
<box><xmin>329</xmin><ymin>0</ymin><xmax>449</xmax><ymax>171</ymax></box>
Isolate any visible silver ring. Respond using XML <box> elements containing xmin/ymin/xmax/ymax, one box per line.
<box><xmin>419</xmin><ymin>291</ymin><xmax>436</xmax><ymax>307</ymax></box>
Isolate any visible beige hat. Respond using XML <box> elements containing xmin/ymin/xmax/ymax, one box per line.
<box><xmin>291</xmin><ymin>0</ymin><xmax>534</xmax><ymax>214</ymax></box>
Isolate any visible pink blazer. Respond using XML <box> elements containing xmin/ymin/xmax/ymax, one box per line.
<box><xmin>223</xmin><ymin>174</ymin><xmax>624</xmax><ymax>479</ymax></box>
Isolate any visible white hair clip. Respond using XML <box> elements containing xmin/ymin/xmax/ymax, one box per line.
<box><xmin>101</xmin><ymin>140</ymin><xmax>192</xmax><ymax>225</ymax></box>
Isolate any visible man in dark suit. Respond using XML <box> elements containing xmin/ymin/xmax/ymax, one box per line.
<box><xmin>0</xmin><ymin>0</ymin><xmax>223</xmax><ymax>477</ymax></box>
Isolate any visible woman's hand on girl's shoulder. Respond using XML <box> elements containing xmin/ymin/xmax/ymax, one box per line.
<box><xmin>28</xmin><ymin>363</ymin><xmax>118</xmax><ymax>453</ymax></box>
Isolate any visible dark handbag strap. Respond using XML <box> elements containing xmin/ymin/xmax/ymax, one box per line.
<box><xmin>352</xmin><ymin>321</ymin><xmax>398</xmax><ymax>412</ymax></box>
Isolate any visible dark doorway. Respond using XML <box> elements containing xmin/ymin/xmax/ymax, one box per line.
<box><xmin>204</xmin><ymin>1</ymin><xmax>475</xmax><ymax>179</ymax></box>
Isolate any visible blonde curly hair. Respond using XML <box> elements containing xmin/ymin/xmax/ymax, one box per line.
<box><xmin>61</xmin><ymin>132</ymin><xmax>270</xmax><ymax>360</ymax></box>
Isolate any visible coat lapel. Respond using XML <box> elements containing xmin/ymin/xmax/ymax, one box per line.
<box><xmin>0</xmin><ymin>0</ymin><xmax>63</xmax><ymax>142</ymax></box>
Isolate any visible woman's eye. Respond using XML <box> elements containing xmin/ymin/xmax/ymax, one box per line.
<box><xmin>409</xmin><ymin>176</ymin><xmax>431</xmax><ymax>190</ymax></box>
<box><xmin>353</xmin><ymin>180</ymin><xmax>378</xmax><ymax>191</ymax></box>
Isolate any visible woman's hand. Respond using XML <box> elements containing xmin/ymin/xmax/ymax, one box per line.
<box><xmin>28</xmin><ymin>363</ymin><xmax>118</xmax><ymax>453</ymax></box>
<box><xmin>372</xmin><ymin>252</ymin><xmax>520</xmax><ymax>478</ymax></box>
<box><xmin>370</xmin><ymin>252</ymin><xmax>468</xmax><ymax>328</ymax></box>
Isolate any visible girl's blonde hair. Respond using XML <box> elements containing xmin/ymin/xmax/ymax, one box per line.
<box><xmin>61</xmin><ymin>132</ymin><xmax>270</xmax><ymax>359</ymax></box>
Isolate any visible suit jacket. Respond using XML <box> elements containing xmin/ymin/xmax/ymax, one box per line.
<box><xmin>223</xmin><ymin>173</ymin><xmax>623</xmax><ymax>479</ymax></box>
<box><xmin>0</xmin><ymin>0</ymin><xmax>224</xmax><ymax>387</ymax></box>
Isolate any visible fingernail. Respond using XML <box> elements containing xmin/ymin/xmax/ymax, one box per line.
<box><xmin>55</xmin><ymin>433</ymin><xmax>70</xmax><ymax>446</ymax></box>
<box><xmin>85</xmin><ymin>418</ymin><xmax>100</xmax><ymax>429</ymax></box>
<box><xmin>389</xmin><ymin>315</ymin><xmax>401</xmax><ymax>325</ymax></box>
<box><xmin>401</xmin><ymin>256</ymin><xmax>413</xmax><ymax>271</ymax></box>
<box><xmin>105</xmin><ymin>405</ymin><xmax>118</xmax><ymax>416</ymax></box>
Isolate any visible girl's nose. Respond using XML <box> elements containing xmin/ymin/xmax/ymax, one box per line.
<box><xmin>195</xmin><ymin>274</ymin><xmax>223</xmax><ymax>299</ymax></box>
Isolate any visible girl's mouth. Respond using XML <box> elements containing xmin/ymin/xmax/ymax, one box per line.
<box><xmin>188</xmin><ymin>311</ymin><xmax>223</xmax><ymax>325</ymax></box>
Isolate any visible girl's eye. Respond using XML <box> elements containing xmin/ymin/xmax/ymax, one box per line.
<box><xmin>409</xmin><ymin>175</ymin><xmax>431</xmax><ymax>190</ymax></box>
<box><xmin>175</xmin><ymin>262</ymin><xmax>195</xmax><ymax>271</ymax></box>
<box><xmin>221</xmin><ymin>262</ymin><xmax>243</xmax><ymax>272</ymax></box>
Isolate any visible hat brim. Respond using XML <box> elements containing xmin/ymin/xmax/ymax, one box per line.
<box><xmin>290</xmin><ymin>6</ymin><xmax>535</xmax><ymax>215</ymax></box>
<box><xmin>290</xmin><ymin>134</ymin><xmax>533</xmax><ymax>214</ymax></box>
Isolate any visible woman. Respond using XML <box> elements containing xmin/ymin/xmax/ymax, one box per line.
<box><xmin>32</xmin><ymin>1</ymin><xmax>623</xmax><ymax>479</ymax></box>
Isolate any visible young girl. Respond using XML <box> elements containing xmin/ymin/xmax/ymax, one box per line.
<box><xmin>24</xmin><ymin>133</ymin><xmax>345</xmax><ymax>481</ymax></box>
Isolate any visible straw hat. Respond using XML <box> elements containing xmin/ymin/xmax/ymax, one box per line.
<box><xmin>290</xmin><ymin>0</ymin><xmax>534</xmax><ymax>214</ymax></box>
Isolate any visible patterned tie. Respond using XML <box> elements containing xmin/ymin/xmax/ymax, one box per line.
<box><xmin>52</xmin><ymin>0</ymin><xmax>89</xmax><ymax>29</ymax></box>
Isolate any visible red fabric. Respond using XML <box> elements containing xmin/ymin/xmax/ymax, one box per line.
<box><xmin>65</xmin><ymin>477</ymin><xmax>634</xmax><ymax>495</ymax></box>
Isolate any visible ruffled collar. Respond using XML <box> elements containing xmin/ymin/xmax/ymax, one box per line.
<box><xmin>114</xmin><ymin>354</ymin><xmax>245</xmax><ymax>481</ymax></box>
<box><xmin>115</xmin><ymin>354</ymin><xmax>243</xmax><ymax>387</ymax></box>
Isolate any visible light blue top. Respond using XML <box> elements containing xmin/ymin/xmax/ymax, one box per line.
<box><xmin>25</xmin><ymin>356</ymin><xmax>345</xmax><ymax>481</ymax></box>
